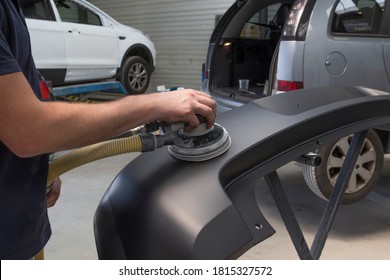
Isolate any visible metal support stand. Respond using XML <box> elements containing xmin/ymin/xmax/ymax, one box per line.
<box><xmin>51</xmin><ymin>81</ymin><xmax>127</xmax><ymax>98</ymax></box>
<box><xmin>264</xmin><ymin>130</ymin><xmax>368</xmax><ymax>259</ymax></box>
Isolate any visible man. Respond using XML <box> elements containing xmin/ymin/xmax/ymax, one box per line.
<box><xmin>0</xmin><ymin>0</ymin><xmax>216</xmax><ymax>259</ymax></box>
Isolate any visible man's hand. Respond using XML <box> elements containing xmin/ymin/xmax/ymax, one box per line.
<box><xmin>151</xmin><ymin>89</ymin><xmax>217</xmax><ymax>130</ymax></box>
<box><xmin>46</xmin><ymin>177</ymin><xmax>62</xmax><ymax>208</ymax></box>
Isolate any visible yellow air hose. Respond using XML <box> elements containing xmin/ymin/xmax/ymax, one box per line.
<box><xmin>47</xmin><ymin>135</ymin><xmax>143</xmax><ymax>187</ymax></box>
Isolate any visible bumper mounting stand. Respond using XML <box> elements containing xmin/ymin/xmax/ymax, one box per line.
<box><xmin>264</xmin><ymin>130</ymin><xmax>368</xmax><ymax>259</ymax></box>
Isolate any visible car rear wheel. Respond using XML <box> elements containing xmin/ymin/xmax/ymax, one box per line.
<box><xmin>301</xmin><ymin>130</ymin><xmax>384</xmax><ymax>204</ymax></box>
<box><xmin>120</xmin><ymin>56</ymin><xmax>151</xmax><ymax>94</ymax></box>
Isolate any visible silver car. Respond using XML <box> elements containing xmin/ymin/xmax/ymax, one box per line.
<box><xmin>202</xmin><ymin>0</ymin><xmax>390</xmax><ymax>204</ymax></box>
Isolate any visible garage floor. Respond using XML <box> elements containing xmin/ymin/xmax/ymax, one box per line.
<box><xmin>44</xmin><ymin>151</ymin><xmax>390</xmax><ymax>260</ymax></box>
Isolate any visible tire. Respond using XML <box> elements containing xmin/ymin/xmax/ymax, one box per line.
<box><xmin>302</xmin><ymin>130</ymin><xmax>384</xmax><ymax>204</ymax></box>
<box><xmin>119</xmin><ymin>56</ymin><xmax>151</xmax><ymax>94</ymax></box>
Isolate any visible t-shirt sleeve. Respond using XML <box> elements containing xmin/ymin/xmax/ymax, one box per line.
<box><xmin>0</xmin><ymin>30</ymin><xmax>22</xmax><ymax>75</ymax></box>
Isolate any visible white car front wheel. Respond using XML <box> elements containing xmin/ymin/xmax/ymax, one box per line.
<box><xmin>120</xmin><ymin>56</ymin><xmax>151</xmax><ymax>94</ymax></box>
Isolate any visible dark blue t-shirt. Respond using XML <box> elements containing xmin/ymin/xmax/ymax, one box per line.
<box><xmin>0</xmin><ymin>0</ymin><xmax>51</xmax><ymax>259</ymax></box>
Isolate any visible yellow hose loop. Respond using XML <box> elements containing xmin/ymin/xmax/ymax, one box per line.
<box><xmin>47</xmin><ymin>135</ymin><xmax>143</xmax><ymax>187</ymax></box>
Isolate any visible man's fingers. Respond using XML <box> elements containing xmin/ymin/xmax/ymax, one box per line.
<box><xmin>46</xmin><ymin>177</ymin><xmax>61</xmax><ymax>208</ymax></box>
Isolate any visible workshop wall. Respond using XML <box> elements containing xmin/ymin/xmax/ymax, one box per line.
<box><xmin>89</xmin><ymin>0</ymin><xmax>234</xmax><ymax>91</ymax></box>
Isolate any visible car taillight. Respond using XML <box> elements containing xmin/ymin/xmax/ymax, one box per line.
<box><xmin>202</xmin><ymin>63</ymin><xmax>209</xmax><ymax>82</ymax></box>
<box><xmin>39</xmin><ymin>80</ymin><xmax>52</xmax><ymax>101</ymax></box>
<box><xmin>277</xmin><ymin>80</ymin><xmax>304</xmax><ymax>91</ymax></box>
<box><xmin>283</xmin><ymin>0</ymin><xmax>309</xmax><ymax>40</ymax></box>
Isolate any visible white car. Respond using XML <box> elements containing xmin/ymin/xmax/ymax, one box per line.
<box><xmin>20</xmin><ymin>0</ymin><xmax>157</xmax><ymax>94</ymax></box>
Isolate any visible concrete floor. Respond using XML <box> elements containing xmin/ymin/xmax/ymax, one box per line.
<box><xmin>44</xmin><ymin>150</ymin><xmax>390</xmax><ymax>260</ymax></box>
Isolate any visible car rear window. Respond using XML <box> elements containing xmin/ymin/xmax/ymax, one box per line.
<box><xmin>240</xmin><ymin>3</ymin><xmax>282</xmax><ymax>39</ymax></box>
<box><xmin>331</xmin><ymin>0</ymin><xmax>385</xmax><ymax>35</ymax></box>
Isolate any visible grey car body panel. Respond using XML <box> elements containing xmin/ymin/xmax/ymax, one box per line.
<box><xmin>276</xmin><ymin>41</ymin><xmax>305</xmax><ymax>83</ymax></box>
<box><xmin>385</xmin><ymin>40</ymin><xmax>390</xmax><ymax>83</ymax></box>
<box><xmin>302</xmin><ymin>0</ymin><xmax>390</xmax><ymax>92</ymax></box>
<box><xmin>382</xmin><ymin>2</ymin><xmax>390</xmax><ymax>93</ymax></box>
<box><xmin>94</xmin><ymin>86</ymin><xmax>390</xmax><ymax>259</ymax></box>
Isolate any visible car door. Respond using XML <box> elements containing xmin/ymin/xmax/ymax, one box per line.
<box><xmin>55</xmin><ymin>0</ymin><xmax>119</xmax><ymax>82</ymax></box>
<box><xmin>20</xmin><ymin>0</ymin><xmax>67</xmax><ymax>83</ymax></box>
<box><xmin>304</xmin><ymin>0</ymin><xmax>390</xmax><ymax>92</ymax></box>
<box><xmin>383</xmin><ymin>0</ymin><xmax>390</xmax><ymax>84</ymax></box>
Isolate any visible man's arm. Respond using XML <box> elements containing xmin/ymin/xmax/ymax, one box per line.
<box><xmin>0</xmin><ymin>72</ymin><xmax>216</xmax><ymax>157</ymax></box>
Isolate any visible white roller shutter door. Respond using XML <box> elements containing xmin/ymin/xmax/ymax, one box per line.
<box><xmin>90</xmin><ymin>0</ymin><xmax>234</xmax><ymax>91</ymax></box>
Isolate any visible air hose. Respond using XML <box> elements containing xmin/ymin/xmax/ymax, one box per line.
<box><xmin>47</xmin><ymin>131</ymin><xmax>178</xmax><ymax>187</ymax></box>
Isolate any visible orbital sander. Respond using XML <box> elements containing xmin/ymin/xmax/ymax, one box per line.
<box><xmin>47</xmin><ymin>116</ymin><xmax>231</xmax><ymax>186</ymax></box>
<box><xmin>167</xmin><ymin>117</ymin><xmax>231</xmax><ymax>162</ymax></box>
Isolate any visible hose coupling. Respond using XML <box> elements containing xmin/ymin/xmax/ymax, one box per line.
<box><xmin>139</xmin><ymin>132</ymin><xmax>178</xmax><ymax>152</ymax></box>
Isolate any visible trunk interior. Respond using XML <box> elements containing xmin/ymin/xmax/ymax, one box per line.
<box><xmin>209</xmin><ymin>1</ymin><xmax>294</xmax><ymax>104</ymax></box>
<box><xmin>210</xmin><ymin>38</ymin><xmax>273</xmax><ymax>103</ymax></box>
